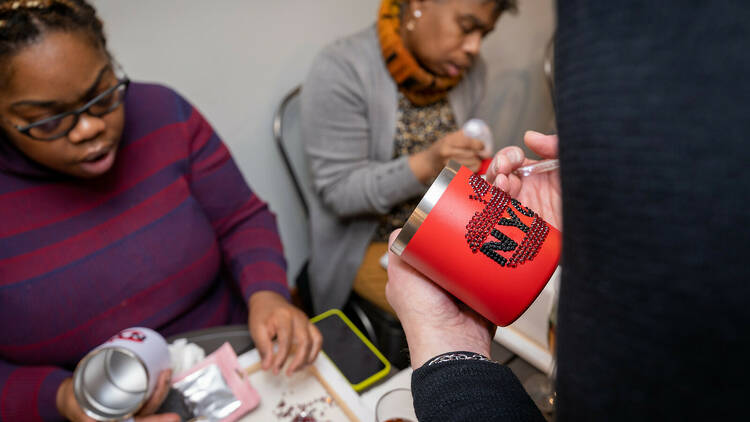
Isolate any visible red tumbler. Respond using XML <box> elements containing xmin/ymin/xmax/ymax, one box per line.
<box><xmin>391</xmin><ymin>161</ymin><xmax>561</xmax><ymax>326</ymax></box>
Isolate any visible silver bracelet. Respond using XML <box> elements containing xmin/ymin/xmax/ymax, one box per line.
<box><xmin>426</xmin><ymin>352</ymin><xmax>494</xmax><ymax>366</ymax></box>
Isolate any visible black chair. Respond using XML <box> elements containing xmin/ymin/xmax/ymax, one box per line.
<box><xmin>272</xmin><ymin>86</ymin><xmax>409</xmax><ymax>369</ymax></box>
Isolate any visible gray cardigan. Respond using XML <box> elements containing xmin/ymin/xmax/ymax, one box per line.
<box><xmin>300</xmin><ymin>26</ymin><xmax>486</xmax><ymax>312</ymax></box>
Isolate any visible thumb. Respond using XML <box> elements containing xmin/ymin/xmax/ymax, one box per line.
<box><xmin>486</xmin><ymin>146</ymin><xmax>524</xmax><ymax>184</ymax></box>
<box><xmin>137</xmin><ymin>369</ymin><xmax>172</xmax><ymax>416</ymax></box>
<box><xmin>524</xmin><ymin>131</ymin><xmax>558</xmax><ymax>159</ymax></box>
<box><xmin>469</xmin><ymin>137</ymin><xmax>486</xmax><ymax>152</ymax></box>
<box><xmin>251</xmin><ymin>323</ymin><xmax>274</xmax><ymax>370</ymax></box>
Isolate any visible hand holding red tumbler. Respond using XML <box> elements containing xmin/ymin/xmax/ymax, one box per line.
<box><xmin>391</xmin><ymin>161</ymin><xmax>561</xmax><ymax>326</ymax></box>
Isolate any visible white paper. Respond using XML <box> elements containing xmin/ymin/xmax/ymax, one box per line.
<box><xmin>237</xmin><ymin>350</ymin><xmax>371</xmax><ymax>422</ymax></box>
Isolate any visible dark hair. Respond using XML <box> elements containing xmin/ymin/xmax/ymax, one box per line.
<box><xmin>0</xmin><ymin>0</ymin><xmax>106</xmax><ymax>64</ymax></box>
<box><xmin>417</xmin><ymin>0</ymin><xmax>518</xmax><ymax>16</ymax></box>
<box><xmin>487</xmin><ymin>0</ymin><xmax>517</xmax><ymax>14</ymax></box>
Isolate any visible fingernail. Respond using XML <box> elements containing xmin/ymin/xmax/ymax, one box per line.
<box><xmin>489</xmin><ymin>156</ymin><xmax>499</xmax><ymax>172</ymax></box>
<box><xmin>507</xmin><ymin>148</ymin><xmax>522</xmax><ymax>164</ymax></box>
<box><xmin>526</xmin><ymin>130</ymin><xmax>544</xmax><ymax>138</ymax></box>
<box><xmin>494</xmin><ymin>177</ymin><xmax>508</xmax><ymax>191</ymax></box>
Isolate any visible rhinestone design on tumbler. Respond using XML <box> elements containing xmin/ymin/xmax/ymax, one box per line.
<box><xmin>465</xmin><ymin>174</ymin><xmax>550</xmax><ymax>268</ymax></box>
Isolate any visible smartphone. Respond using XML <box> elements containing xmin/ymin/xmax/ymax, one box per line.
<box><xmin>311</xmin><ymin>309</ymin><xmax>391</xmax><ymax>391</ymax></box>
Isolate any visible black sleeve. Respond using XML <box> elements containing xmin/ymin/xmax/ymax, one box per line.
<box><xmin>412</xmin><ymin>359</ymin><xmax>545</xmax><ymax>422</ymax></box>
<box><xmin>552</xmin><ymin>1</ymin><xmax>750</xmax><ymax>420</ymax></box>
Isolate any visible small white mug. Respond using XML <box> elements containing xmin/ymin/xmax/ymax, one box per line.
<box><xmin>375</xmin><ymin>388</ymin><xmax>417</xmax><ymax>422</ymax></box>
<box><xmin>73</xmin><ymin>327</ymin><xmax>171</xmax><ymax>421</ymax></box>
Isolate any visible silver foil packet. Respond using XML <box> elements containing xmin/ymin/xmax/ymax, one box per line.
<box><xmin>173</xmin><ymin>363</ymin><xmax>241</xmax><ymax>421</ymax></box>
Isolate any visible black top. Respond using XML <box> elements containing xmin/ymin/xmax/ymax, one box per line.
<box><xmin>413</xmin><ymin>354</ymin><xmax>545</xmax><ymax>421</ymax></box>
<box><xmin>412</xmin><ymin>1</ymin><xmax>750</xmax><ymax>420</ymax></box>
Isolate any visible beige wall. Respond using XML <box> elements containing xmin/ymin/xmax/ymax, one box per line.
<box><xmin>478</xmin><ymin>0</ymin><xmax>556</xmax><ymax>152</ymax></box>
<box><xmin>91</xmin><ymin>0</ymin><xmax>555</xmax><ymax>286</ymax></box>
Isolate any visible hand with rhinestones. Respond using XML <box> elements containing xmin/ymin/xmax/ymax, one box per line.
<box><xmin>409</xmin><ymin>130</ymin><xmax>485</xmax><ymax>184</ymax></box>
<box><xmin>385</xmin><ymin>230</ymin><xmax>495</xmax><ymax>368</ymax></box>
<box><xmin>486</xmin><ymin>131</ymin><xmax>562</xmax><ymax>230</ymax></box>
<box><xmin>249</xmin><ymin>291</ymin><xmax>323</xmax><ymax>376</ymax></box>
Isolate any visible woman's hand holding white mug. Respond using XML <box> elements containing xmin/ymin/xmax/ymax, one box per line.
<box><xmin>409</xmin><ymin>130</ymin><xmax>485</xmax><ymax>184</ymax></box>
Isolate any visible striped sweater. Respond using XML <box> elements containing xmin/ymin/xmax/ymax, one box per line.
<box><xmin>0</xmin><ymin>82</ymin><xmax>290</xmax><ymax>421</ymax></box>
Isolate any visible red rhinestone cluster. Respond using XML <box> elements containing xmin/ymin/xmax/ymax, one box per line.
<box><xmin>466</xmin><ymin>174</ymin><xmax>511</xmax><ymax>252</ymax></box>
<box><xmin>506</xmin><ymin>214</ymin><xmax>550</xmax><ymax>268</ymax></box>
<box><xmin>464</xmin><ymin>174</ymin><xmax>550</xmax><ymax>267</ymax></box>
<box><xmin>468</xmin><ymin>172</ymin><xmax>491</xmax><ymax>198</ymax></box>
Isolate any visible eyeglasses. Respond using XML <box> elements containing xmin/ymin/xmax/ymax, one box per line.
<box><xmin>13</xmin><ymin>75</ymin><xmax>130</xmax><ymax>141</ymax></box>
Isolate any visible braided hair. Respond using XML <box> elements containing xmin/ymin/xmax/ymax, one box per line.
<box><xmin>0</xmin><ymin>0</ymin><xmax>107</xmax><ymax>69</ymax></box>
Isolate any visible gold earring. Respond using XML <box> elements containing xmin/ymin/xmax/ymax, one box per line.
<box><xmin>406</xmin><ymin>9</ymin><xmax>421</xmax><ymax>31</ymax></box>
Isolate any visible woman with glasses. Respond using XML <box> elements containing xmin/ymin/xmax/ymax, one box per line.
<box><xmin>0</xmin><ymin>1</ymin><xmax>321</xmax><ymax>421</ymax></box>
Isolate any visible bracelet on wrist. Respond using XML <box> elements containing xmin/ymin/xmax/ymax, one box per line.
<box><xmin>426</xmin><ymin>351</ymin><xmax>496</xmax><ymax>367</ymax></box>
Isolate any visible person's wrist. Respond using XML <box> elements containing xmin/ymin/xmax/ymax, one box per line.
<box><xmin>408</xmin><ymin>150</ymin><xmax>441</xmax><ymax>185</ymax></box>
<box><xmin>424</xmin><ymin>351</ymin><xmax>494</xmax><ymax>367</ymax></box>
<box><xmin>426</xmin><ymin>147</ymin><xmax>444</xmax><ymax>175</ymax></box>
<box><xmin>248</xmin><ymin>290</ymin><xmax>287</xmax><ymax>307</ymax></box>
<box><xmin>404</xmin><ymin>322</ymin><xmax>492</xmax><ymax>368</ymax></box>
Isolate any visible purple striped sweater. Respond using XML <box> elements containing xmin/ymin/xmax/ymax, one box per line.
<box><xmin>0</xmin><ymin>82</ymin><xmax>290</xmax><ymax>421</ymax></box>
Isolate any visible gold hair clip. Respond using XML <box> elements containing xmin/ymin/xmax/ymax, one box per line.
<box><xmin>1</xmin><ymin>0</ymin><xmax>53</xmax><ymax>11</ymax></box>
<box><xmin>0</xmin><ymin>0</ymin><xmax>81</xmax><ymax>28</ymax></box>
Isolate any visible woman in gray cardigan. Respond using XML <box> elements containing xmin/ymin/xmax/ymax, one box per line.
<box><xmin>300</xmin><ymin>0</ymin><xmax>516</xmax><ymax>313</ymax></box>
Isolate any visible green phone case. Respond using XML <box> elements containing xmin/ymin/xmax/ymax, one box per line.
<box><xmin>311</xmin><ymin>309</ymin><xmax>392</xmax><ymax>391</ymax></box>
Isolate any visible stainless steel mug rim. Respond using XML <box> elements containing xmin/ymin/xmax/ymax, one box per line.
<box><xmin>390</xmin><ymin>160</ymin><xmax>462</xmax><ymax>256</ymax></box>
<box><xmin>73</xmin><ymin>346</ymin><xmax>151</xmax><ymax>421</ymax></box>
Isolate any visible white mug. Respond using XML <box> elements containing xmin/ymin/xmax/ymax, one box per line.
<box><xmin>73</xmin><ymin>327</ymin><xmax>171</xmax><ymax>421</ymax></box>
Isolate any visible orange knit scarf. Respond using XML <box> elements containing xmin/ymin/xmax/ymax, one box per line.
<box><xmin>377</xmin><ymin>0</ymin><xmax>462</xmax><ymax>106</ymax></box>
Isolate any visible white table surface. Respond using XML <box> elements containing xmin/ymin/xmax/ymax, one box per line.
<box><xmin>238</xmin><ymin>349</ymin><xmax>413</xmax><ymax>422</ymax></box>
<box><xmin>360</xmin><ymin>367</ymin><xmax>413</xmax><ymax>412</ymax></box>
